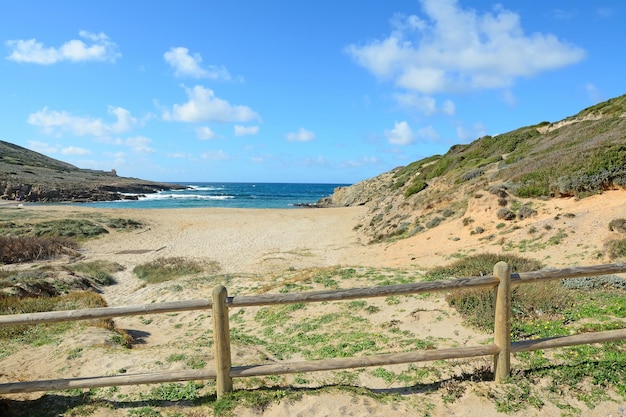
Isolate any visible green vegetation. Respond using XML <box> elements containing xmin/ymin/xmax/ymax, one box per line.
<box><xmin>605</xmin><ymin>238</ymin><xmax>626</xmax><ymax>260</ymax></box>
<box><xmin>133</xmin><ymin>257</ymin><xmax>219</xmax><ymax>283</ymax></box>
<box><xmin>4</xmin><ymin>261</ymin><xmax>626</xmax><ymax>416</ymax></box>
<box><xmin>0</xmin><ymin>290</ymin><xmax>108</xmax><ymax>356</ymax></box>
<box><xmin>32</xmin><ymin>219</ymin><xmax>108</xmax><ymax>239</ymax></box>
<box><xmin>67</xmin><ymin>260</ymin><xmax>125</xmax><ymax>285</ymax></box>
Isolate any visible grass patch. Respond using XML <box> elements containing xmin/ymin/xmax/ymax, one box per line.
<box><xmin>0</xmin><ymin>290</ymin><xmax>109</xmax><ymax>355</ymax></box>
<box><xmin>33</xmin><ymin>219</ymin><xmax>108</xmax><ymax>239</ymax></box>
<box><xmin>66</xmin><ymin>260</ymin><xmax>125</xmax><ymax>285</ymax></box>
<box><xmin>133</xmin><ymin>257</ymin><xmax>218</xmax><ymax>283</ymax></box>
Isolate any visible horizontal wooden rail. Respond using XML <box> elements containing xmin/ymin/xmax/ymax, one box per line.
<box><xmin>227</xmin><ymin>275</ymin><xmax>499</xmax><ymax>307</ymax></box>
<box><xmin>0</xmin><ymin>299</ymin><xmax>213</xmax><ymax>327</ymax></box>
<box><xmin>0</xmin><ymin>345</ymin><xmax>499</xmax><ymax>394</ymax></box>
<box><xmin>511</xmin><ymin>328</ymin><xmax>626</xmax><ymax>353</ymax></box>
<box><xmin>513</xmin><ymin>263</ymin><xmax>626</xmax><ymax>285</ymax></box>
<box><xmin>0</xmin><ymin>369</ymin><xmax>216</xmax><ymax>394</ymax></box>
<box><xmin>2</xmin><ymin>263</ymin><xmax>624</xmax><ymax>328</ymax></box>
<box><xmin>230</xmin><ymin>345</ymin><xmax>499</xmax><ymax>377</ymax></box>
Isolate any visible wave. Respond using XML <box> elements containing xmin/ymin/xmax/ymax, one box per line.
<box><xmin>186</xmin><ymin>185</ymin><xmax>225</xmax><ymax>191</ymax></box>
<box><xmin>141</xmin><ymin>193</ymin><xmax>234</xmax><ymax>201</ymax></box>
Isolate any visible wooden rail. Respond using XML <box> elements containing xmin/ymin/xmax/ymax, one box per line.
<box><xmin>0</xmin><ymin>262</ymin><xmax>625</xmax><ymax>396</ymax></box>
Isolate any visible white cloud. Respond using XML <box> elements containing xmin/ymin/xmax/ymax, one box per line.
<box><xmin>167</xmin><ymin>152</ymin><xmax>189</xmax><ymax>158</ymax></box>
<box><xmin>393</xmin><ymin>92</ymin><xmax>456</xmax><ymax>116</ymax></box>
<box><xmin>385</xmin><ymin>121</ymin><xmax>415</xmax><ymax>145</ymax></box>
<box><xmin>416</xmin><ymin>125</ymin><xmax>440</xmax><ymax>141</ymax></box>
<box><xmin>299</xmin><ymin>156</ymin><xmax>327</xmax><ymax>167</ymax></box>
<box><xmin>343</xmin><ymin>156</ymin><xmax>380</xmax><ymax>168</ymax></box>
<box><xmin>163</xmin><ymin>85</ymin><xmax>260</xmax><ymax>123</ymax></box>
<box><xmin>501</xmin><ymin>90</ymin><xmax>516</xmax><ymax>106</ymax></box>
<box><xmin>102</xmin><ymin>151</ymin><xmax>127</xmax><ymax>168</ymax></box>
<box><xmin>552</xmin><ymin>9</ymin><xmax>576</xmax><ymax>21</ymax></box>
<box><xmin>27</xmin><ymin>140</ymin><xmax>58</xmax><ymax>154</ymax></box>
<box><xmin>286</xmin><ymin>128</ymin><xmax>315</xmax><ymax>142</ymax></box>
<box><xmin>456</xmin><ymin>122</ymin><xmax>487</xmax><ymax>142</ymax></box>
<box><xmin>196</xmin><ymin>126</ymin><xmax>217</xmax><ymax>140</ymax></box>
<box><xmin>234</xmin><ymin>125</ymin><xmax>259</xmax><ymax>136</ymax></box>
<box><xmin>61</xmin><ymin>146</ymin><xmax>91</xmax><ymax>155</ymax></box>
<box><xmin>441</xmin><ymin>100</ymin><xmax>455</xmax><ymax>115</ymax></box>
<box><xmin>585</xmin><ymin>83</ymin><xmax>603</xmax><ymax>103</ymax></box>
<box><xmin>6</xmin><ymin>31</ymin><xmax>120</xmax><ymax>64</ymax></box>
<box><xmin>202</xmin><ymin>150</ymin><xmax>230</xmax><ymax>160</ymax></box>
<box><xmin>164</xmin><ymin>47</ymin><xmax>232</xmax><ymax>80</ymax></box>
<box><xmin>125</xmin><ymin>136</ymin><xmax>155</xmax><ymax>154</ymax></box>
<box><xmin>346</xmin><ymin>0</ymin><xmax>585</xmax><ymax>93</ymax></box>
<box><xmin>28</xmin><ymin>106</ymin><xmax>136</xmax><ymax>137</ymax></box>
<box><xmin>595</xmin><ymin>7</ymin><xmax>614</xmax><ymax>18</ymax></box>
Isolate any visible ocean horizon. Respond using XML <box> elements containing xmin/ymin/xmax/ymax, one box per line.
<box><xmin>77</xmin><ymin>182</ymin><xmax>349</xmax><ymax>209</ymax></box>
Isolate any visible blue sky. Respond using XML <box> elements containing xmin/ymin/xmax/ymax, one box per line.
<box><xmin>1</xmin><ymin>0</ymin><xmax>624</xmax><ymax>184</ymax></box>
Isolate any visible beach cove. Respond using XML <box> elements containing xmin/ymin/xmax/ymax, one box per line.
<box><xmin>2</xmin><ymin>191</ymin><xmax>626</xmax><ymax>416</ymax></box>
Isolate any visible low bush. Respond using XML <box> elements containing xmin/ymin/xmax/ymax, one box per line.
<box><xmin>0</xmin><ymin>236</ymin><xmax>79</xmax><ymax>264</ymax></box>
<box><xmin>497</xmin><ymin>208</ymin><xmax>515</xmax><ymax>221</ymax></box>
<box><xmin>33</xmin><ymin>219</ymin><xmax>108</xmax><ymax>239</ymax></box>
<box><xmin>133</xmin><ymin>257</ymin><xmax>217</xmax><ymax>283</ymax></box>
<box><xmin>0</xmin><ymin>290</ymin><xmax>108</xmax><ymax>342</ymax></box>
<box><xmin>404</xmin><ymin>179</ymin><xmax>427</xmax><ymax>198</ymax></box>
<box><xmin>426</xmin><ymin>217</ymin><xmax>443</xmax><ymax>228</ymax></box>
<box><xmin>605</xmin><ymin>238</ymin><xmax>626</xmax><ymax>260</ymax></box>
<box><xmin>425</xmin><ymin>254</ymin><xmax>549</xmax><ymax>331</ymax></box>
<box><xmin>517</xmin><ymin>205</ymin><xmax>537</xmax><ymax>220</ymax></box>
<box><xmin>67</xmin><ymin>260</ymin><xmax>125</xmax><ymax>286</ymax></box>
<box><xmin>609</xmin><ymin>218</ymin><xmax>626</xmax><ymax>233</ymax></box>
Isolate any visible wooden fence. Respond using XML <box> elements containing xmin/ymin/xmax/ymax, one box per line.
<box><xmin>1</xmin><ymin>262</ymin><xmax>626</xmax><ymax>397</ymax></box>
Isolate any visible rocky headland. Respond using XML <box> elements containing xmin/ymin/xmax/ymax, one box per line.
<box><xmin>0</xmin><ymin>140</ymin><xmax>185</xmax><ymax>202</ymax></box>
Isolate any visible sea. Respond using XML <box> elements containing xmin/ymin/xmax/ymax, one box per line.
<box><xmin>80</xmin><ymin>182</ymin><xmax>349</xmax><ymax>209</ymax></box>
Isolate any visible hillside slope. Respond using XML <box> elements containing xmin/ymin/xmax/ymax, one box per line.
<box><xmin>0</xmin><ymin>140</ymin><xmax>184</xmax><ymax>202</ymax></box>
<box><xmin>321</xmin><ymin>94</ymin><xmax>626</xmax><ymax>242</ymax></box>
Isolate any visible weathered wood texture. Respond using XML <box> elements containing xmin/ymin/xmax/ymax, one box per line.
<box><xmin>212</xmin><ymin>285</ymin><xmax>233</xmax><ymax>397</ymax></box>
<box><xmin>511</xmin><ymin>328</ymin><xmax>626</xmax><ymax>353</ymax></box>
<box><xmin>0</xmin><ymin>369</ymin><xmax>216</xmax><ymax>394</ymax></box>
<box><xmin>0</xmin><ymin>299</ymin><xmax>213</xmax><ymax>327</ymax></box>
<box><xmin>493</xmin><ymin>261</ymin><xmax>512</xmax><ymax>383</ymax></box>
<box><xmin>230</xmin><ymin>345</ymin><xmax>499</xmax><ymax>377</ymax></box>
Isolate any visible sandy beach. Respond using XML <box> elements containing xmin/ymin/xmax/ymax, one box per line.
<box><xmin>2</xmin><ymin>190</ymin><xmax>626</xmax><ymax>416</ymax></box>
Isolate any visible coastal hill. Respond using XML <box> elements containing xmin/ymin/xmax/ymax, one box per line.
<box><xmin>0</xmin><ymin>140</ymin><xmax>184</xmax><ymax>202</ymax></box>
<box><xmin>320</xmin><ymin>93</ymin><xmax>626</xmax><ymax>242</ymax></box>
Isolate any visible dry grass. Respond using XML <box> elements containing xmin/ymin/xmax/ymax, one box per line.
<box><xmin>0</xmin><ymin>236</ymin><xmax>79</xmax><ymax>264</ymax></box>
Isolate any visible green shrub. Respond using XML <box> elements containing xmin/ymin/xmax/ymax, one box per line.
<box><xmin>609</xmin><ymin>218</ymin><xmax>626</xmax><ymax>233</ymax></box>
<box><xmin>105</xmin><ymin>218</ymin><xmax>143</xmax><ymax>230</ymax></box>
<box><xmin>424</xmin><ymin>253</ymin><xmax>542</xmax><ymax>281</ymax></box>
<box><xmin>133</xmin><ymin>257</ymin><xmax>211</xmax><ymax>283</ymax></box>
<box><xmin>605</xmin><ymin>238</ymin><xmax>626</xmax><ymax>260</ymax></box>
<box><xmin>67</xmin><ymin>260</ymin><xmax>125</xmax><ymax>286</ymax></box>
<box><xmin>426</xmin><ymin>217</ymin><xmax>443</xmax><ymax>228</ymax></box>
<box><xmin>404</xmin><ymin>179</ymin><xmax>427</xmax><ymax>198</ymax></box>
<box><xmin>424</xmin><ymin>254</ymin><xmax>575</xmax><ymax>332</ymax></box>
<box><xmin>497</xmin><ymin>208</ymin><xmax>515</xmax><ymax>221</ymax></box>
<box><xmin>33</xmin><ymin>219</ymin><xmax>107</xmax><ymax>239</ymax></box>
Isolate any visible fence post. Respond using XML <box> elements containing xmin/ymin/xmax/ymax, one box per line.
<box><xmin>493</xmin><ymin>261</ymin><xmax>511</xmax><ymax>383</ymax></box>
<box><xmin>212</xmin><ymin>285</ymin><xmax>233</xmax><ymax>397</ymax></box>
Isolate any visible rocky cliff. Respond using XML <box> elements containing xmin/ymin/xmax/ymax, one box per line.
<box><xmin>0</xmin><ymin>140</ymin><xmax>185</xmax><ymax>202</ymax></box>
